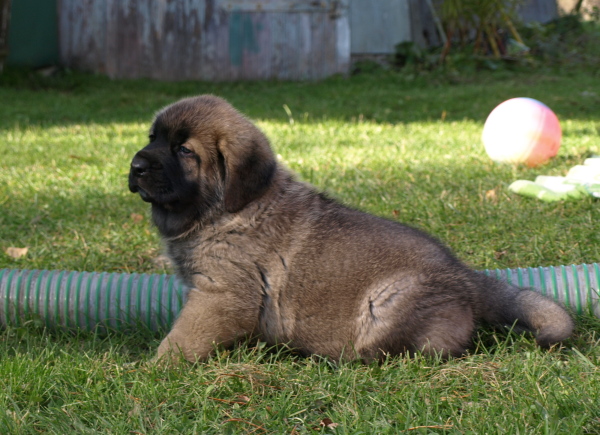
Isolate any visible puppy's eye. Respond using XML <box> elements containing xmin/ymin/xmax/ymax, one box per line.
<box><xmin>149</xmin><ymin>134</ymin><xmax>156</xmax><ymax>142</ymax></box>
<box><xmin>179</xmin><ymin>145</ymin><xmax>192</xmax><ymax>155</ymax></box>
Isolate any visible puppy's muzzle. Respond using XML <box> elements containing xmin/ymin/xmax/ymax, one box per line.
<box><xmin>131</xmin><ymin>154</ymin><xmax>151</xmax><ymax>178</ymax></box>
<box><xmin>129</xmin><ymin>154</ymin><xmax>155</xmax><ymax>201</ymax></box>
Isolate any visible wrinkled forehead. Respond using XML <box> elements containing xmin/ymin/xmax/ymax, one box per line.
<box><xmin>152</xmin><ymin>100</ymin><xmax>195</xmax><ymax>131</ymax></box>
<box><xmin>150</xmin><ymin>95</ymin><xmax>240</xmax><ymax>144</ymax></box>
<box><xmin>151</xmin><ymin>97</ymin><xmax>226</xmax><ymax>136</ymax></box>
<box><xmin>149</xmin><ymin>114</ymin><xmax>195</xmax><ymax>149</ymax></box>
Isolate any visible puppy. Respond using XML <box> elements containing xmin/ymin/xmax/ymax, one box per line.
<box><xmin>129</xmin><ymin>95</ymin><xmax>573</xmax><ymax>362</ymax></box>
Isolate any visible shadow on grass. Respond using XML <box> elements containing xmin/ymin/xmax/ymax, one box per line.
<box><xmin>1</xmin><ymin>67</ymin><xmax>600</xmax><ymax>131</ymax></box>
<box><xmin>1</xmin><ymin>320</ymin><xmax>161</xmax><ymax>360</ymax></box>
<box><xmin>3</xmin><ymin>312</ymin><xmax>593</xmax><ymax>366</ymax></box>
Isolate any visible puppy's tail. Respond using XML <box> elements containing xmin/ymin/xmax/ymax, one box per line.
<box><xmin>478</xmin><ymin>273</ymin><xmax>574</xmax><ymax>347</ymax></box>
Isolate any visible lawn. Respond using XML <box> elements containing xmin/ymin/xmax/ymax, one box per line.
<box><xmin>0</xmin><ymin>66</ymin><xmax>599</xmax><ymax>433</ymax></box>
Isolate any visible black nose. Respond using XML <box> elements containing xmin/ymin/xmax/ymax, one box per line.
<box><xmin>131</xmin><ymin>155</ymin><xmax>150</xmax><ymax>177</ymax></box>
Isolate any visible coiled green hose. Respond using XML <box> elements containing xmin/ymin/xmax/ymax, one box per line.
<box><xmin>0</xmin><ymin>269</ymin><xmax>187</xmax><ymax>332</ymax></box>
<box><xmin>0</xmin><ymin>263</ymin><xmax>598</xmax><ymax>332</ymax></box>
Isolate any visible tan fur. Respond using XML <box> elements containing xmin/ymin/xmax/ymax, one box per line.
<box><xmin>128</xmin><ymin>95</ymin><xmax>574</xmax><ymax>363</ymax></box>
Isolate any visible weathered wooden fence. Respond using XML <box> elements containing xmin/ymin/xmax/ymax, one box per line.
<box><xmin>55</xmin><ymin>0</ymin><xmax>566</xmax><ymax>81</ymax></box>
<box><xmin>58</xmin><ymin>0</ymin><xmax>350</xmax><ymax>81</ymax></box>
<box><xmin>349</xmin><ymin>0</ymin><xmax>411</xmax><ymax>56</ymax></box>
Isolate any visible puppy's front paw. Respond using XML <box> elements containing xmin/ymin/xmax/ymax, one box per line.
<box><xmin>151</xmin><ymin>335</ymin><xmax>187</xmax><ymax>365</ymax></box>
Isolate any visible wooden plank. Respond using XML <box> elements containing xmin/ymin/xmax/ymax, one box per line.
<box><xmin>137</xmin><ymin>0</ymin><xmax>160</xmax><ymax>79</ymax></box>
<box><xmin>0</xmin><ymin>0</ymin><xmax>9</xmax><ymax>63</ymax></box>
<box><xmin>407</xmin><ymin>0</ymin><xmax>426</xmax><ymax>48</ymax></box>
<box><xmin>113</xmin><ymin>0</ymin><xmax>142</xmax><ymax>78</ymax></box>
<box><xmin>215</xmin><ymin>7</ymin><xmax>233</xmax><ymax>81</ymax></box>
<box><xmin>349</xmin><ymin>0</ymin><xmax>411</xmax><ymax>54</ymax></box>
<box><xmin>171</xmin><ymin>0</ymin><xmax>205</xmax><ymax>80</ymax></box>
<box><xmin>294</xmin><ymin>13</ymin><xmax>312</xmax><ymax>80</ymax></box>
<box><xmin>198</xmin><ymin>2</ymin><xmax>221</xmax><ymax>81</ymax></box>
<box><xmin>269</xmin><ymin>11</ymin><xmax>287</xmax><ymax>79</ymax></box>
<box><xmin>241</xmin><ymin>12</ymin><xmax>271</xmax><ymax>80</ymax></box>
<box><xmin>217</xmin><ymin>0</ymin><xmax>330</xmax><ymax>13</ymax></box>
<box><xmin>335</xmin><ymin>10</ymin><xmax>350</xmax><ymax>75</ymax></box>
<box><xmin>57</xmin><ymin>0</ymin><xmax>73</xmax><ymax>67</ymax></box>
<box><xmin>155</xmin><ymin>0</ymin><xmax>187</xmax><ymax>80</ymax></box>
<box><xmin>58</xmin><ymin>0</ymin><xmax>107</xmax><ymax>73</ymax></box>
<box><xmin>269</xmin><ymin>11</ymin><xmax>309</xmax><ymax>80</ymax></box>
<box><xmin>309</xmin><ymin>11</ymin><xmax>334</xmax><ymax>79</ymax></box>
<box><xmin>104</xmin><ymin>0</ymin><xmax>118</xmax><ymax>77</ymax></box>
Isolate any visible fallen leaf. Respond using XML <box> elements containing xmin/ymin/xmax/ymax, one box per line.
<box><xmin>237</xmin><ymin>395</ymin><xmax>250</xmax><ymax>404</ymax></box>
<box><xmin>320</xmin><ymin>418</ymin><xmax>339</xmax><ymax>429</ymax></box>
<box><xmin>485</xmin><ymin>189</ymin><xmax>497</xmax><ymax>200</ymax></box>
<box><xmin>6</xmin><ymin>247</ymin><xmax>28</xmax><ymax>259</ymax></box>
<box><xmin>130</xmin><ymin>213</ymin><xmax>144</xmax><ymax>223</ymax></box>
<box><xmin>494</xmin><ymin>250</ymin><xmax>506</xmax><ymax>260</ymax></box>
<box><xmin>128</xmin><ymin>402</ymin><xmax>142</xmax><ymax>417</ymax></box>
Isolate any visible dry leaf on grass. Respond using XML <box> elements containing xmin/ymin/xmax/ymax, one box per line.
<box><xmin>320</xmin><ymin>418</ymin><xmax>339</xmax><ymax>429</ymax></box>
<box><xmin>6</xmin><ymin>247</ymin><xmax>28</xmax><ymax>259</ymax></box>
<box><xmin>130</xmin><ymin>213</ymin><xmax>144</xmax><ymax>223</ymax></box>
<box><xmin>237</xmin><ymin>395</ymin><xmax>250</xmax><ymax>404</ymax></box>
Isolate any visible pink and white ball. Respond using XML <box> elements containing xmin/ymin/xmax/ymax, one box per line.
<box><xmin>482</xmin><ymin>98</ymin><xmax>562</xmax><ymax>167</ymax></box>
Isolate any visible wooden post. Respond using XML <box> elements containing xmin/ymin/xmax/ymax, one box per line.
<box><xmin>0</xmin><ymin>0</ymin><xmax>11</xmax><ymax>72</ymax></box>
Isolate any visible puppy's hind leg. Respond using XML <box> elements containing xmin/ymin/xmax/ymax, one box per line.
<box><xmin>354</xmin><ymin>279</ymin><xmax>475</xmax><ymax>360</ymax></box>
<box><xmin>411</xmin><ymin>304</ymin><xmax>476</xmax><ymax>358</ymax></box>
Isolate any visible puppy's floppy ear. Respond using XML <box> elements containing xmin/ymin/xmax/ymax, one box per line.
<box><xmin>218</xmin><ymin>131</ymin><xmax>277</xmax><ymax>213</ymax></box>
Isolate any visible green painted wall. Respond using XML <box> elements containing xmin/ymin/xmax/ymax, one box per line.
<box><xmin>7</xmin><ymin>0</ymin><xmax>59</xmax><ymax>67</ymax></box>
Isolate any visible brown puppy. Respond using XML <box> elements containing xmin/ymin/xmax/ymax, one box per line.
<box><xmin>129</xmin><ymin>95</ymin><xmax>573</xmax><ymax>362</ymax></box>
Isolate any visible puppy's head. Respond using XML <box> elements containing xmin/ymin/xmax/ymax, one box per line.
<box><xmin>129</xmin><ymin>95</ymin><xmax>277</xmax><ymax>237</ymax></box>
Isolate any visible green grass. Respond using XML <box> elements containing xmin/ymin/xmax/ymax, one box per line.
<box><xmin>1</xmin><ymin>67</ymin><xmax>599</xmax><ymax>433</ymax></box>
